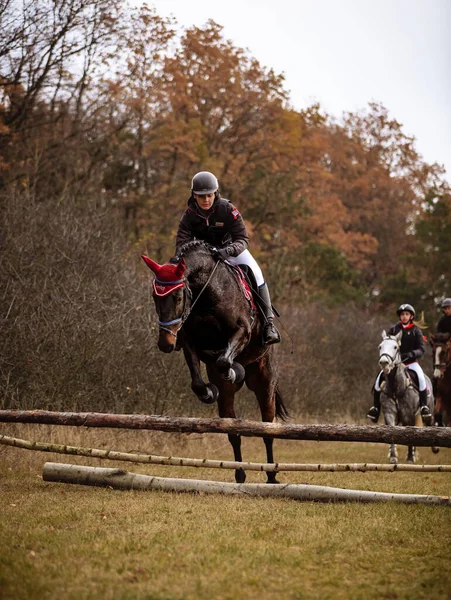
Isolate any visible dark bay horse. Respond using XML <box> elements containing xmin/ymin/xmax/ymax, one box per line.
<box><xmin>142</xmin><ymin>241</ymin><xmax>288</xmax><ymax>483</ymax></box>
<box><xmin>430</xmin><ymin>332</ymin><xmax>451</xmax><ymax>426</ymax></box>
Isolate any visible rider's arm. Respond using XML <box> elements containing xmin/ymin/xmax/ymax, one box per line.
<box><xmin>222</xmin><ymin>205</ymin><xmax>249</xmax><ymax>257</ymax></box>
<box><xmin>411</xmin><ymin>327</ymin><xmax>425</xmax><ymax>360</ymax></box>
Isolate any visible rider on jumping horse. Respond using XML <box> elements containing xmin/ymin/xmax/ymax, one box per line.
<box><xmin>367</xmin><ymin>303</ymin><xmax>433</xmax><ymax>425</ymax></box>
<box><xmin>173</xmin><ymin>171</ymin><xmax>280</xmax><ymax>346</ymax></box>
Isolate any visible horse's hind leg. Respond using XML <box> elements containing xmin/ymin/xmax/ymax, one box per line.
<box><xmin>245</xmin><ymin>358</ymin><xmax>280</xmax><ymax>484</ymax></box>
<box><xmin>206</xmin><ymin>364</ymin><xmax>246</xmax><ymax>483</ymax></box>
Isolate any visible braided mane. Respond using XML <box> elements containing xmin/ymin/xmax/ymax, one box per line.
<box><xmin>178</xmin><ymin>240</ymin><xmax>213</xmax><ymax>258</ymax></box>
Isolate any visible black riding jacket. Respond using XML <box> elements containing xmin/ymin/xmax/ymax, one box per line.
<box><xmin>388</xmin><ymin>322</ymin><xmax>425</xmax><ymax>363</ymax></box>
<box><xmin>437</xmin><ymin>314</ymin><xmax>451</xmax><ymax>335</ymax></box>
<box><xmin>175</xmin><ymin>195</ymin><xmax>249</xmax><ymax>257</ymax></box>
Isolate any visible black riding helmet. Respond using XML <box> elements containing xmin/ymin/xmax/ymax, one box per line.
<box><xmin>397</xmin><ymin>303</ymin><xmax>415</xmax><ymax>318</ymax></box>
<box><xmin>191</xmin><ymin>171</ymin><xmax>219</xmax><ymax>195</ymax></box>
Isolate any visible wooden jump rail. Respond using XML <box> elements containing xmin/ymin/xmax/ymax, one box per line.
<box><xmin>1</xmin><ymin>434</ymin><xmax>451</xmax><ymax>472</ymax></box>
<box><xmin>1</xmin><ymin>410</ymin><xmax>451</xmax><ymax>447</ymax></box>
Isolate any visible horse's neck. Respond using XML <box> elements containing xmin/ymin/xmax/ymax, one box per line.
<box><xmin>186</xmin><ymin>255</ymin><xmax>230</xmax><ymax>302</ymax></box>
<box><xmin>386</xmin><ymin>364</ymin><xmax>407</xmax><ymax>395</ymax></box>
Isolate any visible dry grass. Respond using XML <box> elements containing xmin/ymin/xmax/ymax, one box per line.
<box><xmin>1</xmin><ymin>424</ymin><xmax>450</xmax><ymax>600</ymax></box>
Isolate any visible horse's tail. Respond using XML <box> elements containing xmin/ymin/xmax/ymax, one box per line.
<box><xmin>275</xmin><ymin>385</ymin><xmax>290</xmax><ymax>421</ymax></box>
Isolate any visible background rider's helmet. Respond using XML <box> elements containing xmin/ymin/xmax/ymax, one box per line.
<box><xmin>191</xmin><ymin>171</ymin><xmax>219</xmax><ymax>195</ymax></box>
<box><xmin>397</xmin><ymin>303</ymin><xmax>415</xmax><ymax>318</ymax></box>
<box><xmin>442</xmin><ymin>298</ymin><xmax>451</xmax><ymax>308</ymax></box>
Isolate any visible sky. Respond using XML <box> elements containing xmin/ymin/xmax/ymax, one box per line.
<box><xmin>143</xmin><ymin>0</ymin><xmax>451</xmax><ymax>179</ymax></box>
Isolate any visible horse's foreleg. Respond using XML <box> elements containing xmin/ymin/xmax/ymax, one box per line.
<box><xmin>434</xmin><ymin>394</ymin><xmax>444</xmax><ymax>427</ymax></box>
<box><xmin>406</xmin><ymin>446</ymin><xmax>416</xmax><ymax>463</ymax></box>
<box><xmin>216</xmin><ymin>327</ymin><xmax>249</xmax><ymax>384</ymax></box>
<box><xmin>182</xmin><ymin>345</ymin><xmax>218</xmax><ymax>405</ymax></box>
<box><xmin>388</xmin><ymin>443</ymin><xmax>398</xmax><ymax>464</ymax></box>
<box><xmin>382</xmin><ymin>396</ymin><xmax>398</xmax><ymax>464</ymax></box>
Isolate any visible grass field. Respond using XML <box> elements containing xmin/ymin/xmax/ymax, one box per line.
<box><xmin>1</xmin><ymin>423</ymin><xmax>450</xmax><ymax>600</ymax></box>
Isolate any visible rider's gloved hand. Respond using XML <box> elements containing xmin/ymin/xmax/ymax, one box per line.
<box><xmin>215</xmin><ymin>247</ymin><xmax>230</xmax><ymax>261</ymax></box>
<box><xmin>401</xmin><ymin>351</ymin><xmax>415</xmax><ymax>363</ymax></box>
<box><xmin>168</xmin><ymin>255</ymin><xmax>180</xmax><ymax>264</ymax></box>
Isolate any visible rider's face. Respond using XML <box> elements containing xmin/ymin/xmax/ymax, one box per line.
<box><xmin>194</xmin><ymin>193</ymin><xmax>215</xmax><ymax>211</ymax></box>
<box><xmin>443</xmin><ymin>306</ymin><xmax>451</xmax><ymax>316</ymax></box>
<box><xmin>399</xmin><ymin>311</ymin><xmax>412</xmax><ymax>324</ymax></box>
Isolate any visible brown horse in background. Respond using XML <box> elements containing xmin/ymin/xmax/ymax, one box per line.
<box><xmin>142</xmin><ymin>241</ymin><xmax>288</xmax><ymax>483</ymax></box>
<box><xmin>430</xmin><ymin>332</ymin><xmax>451</xmax><ymax>426</ymax></box>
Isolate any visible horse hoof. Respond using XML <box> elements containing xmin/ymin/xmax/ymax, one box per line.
<box><xmin>216</xmin><ymin>355</ymin><xmax>232</xmax><ymax>372</ymax></box>
<box><xmin>223</xmin><ymin>368</ymin><xmax>236</xmax><ymax>383</ymax></box>
<box><xmin>267</xmin><ymin>476</ymin><xmax>280</xmax><ymax>484</ymax></box>
<box><xmin>389</xmin><ymin>457</ymin><xmax>398</xmax><ymax>464</ymax></box>
<box><xmin>232</xmin><ymin>362</ymin><xmax>245</xmax><ymax>383</ymax></box>
<box><xmin>235</xmin><ymin>468</ymin><xmax>246</xmax><ymax>483</ymax></box>
<box><xmin>432</xmin><ymin>447</ymin><xmax>440</xmax><ymax>454</ymax></box>
<box><xmin>199</xmin><ymin>383</ymin><xmax>219</xmax><ymax>405</ymax></box>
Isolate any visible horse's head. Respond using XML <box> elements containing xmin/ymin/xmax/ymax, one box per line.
<box><xmin>142</xmin><ymin>255</ymin><xmax>187</xmax><ymax>353</ymax></box>
<box><xmin>378</xmin><ymin>329</ymin><xmax>402</xmax><ymax>374</ymax></box>
<box><xmin>430</xmin><ymin>332</ymin><xmax>451</xmax><ymax>379</ymax></box>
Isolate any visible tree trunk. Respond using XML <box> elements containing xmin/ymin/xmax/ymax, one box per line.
<box><xmin>1</xmin><ymin>410</ymin><xmax>450</xmax><ymax>447</ymax></box>
<box><xmin>42</xmin><ymin>463</ymin><xmax>451</xmax><ymax>506</ymax></box>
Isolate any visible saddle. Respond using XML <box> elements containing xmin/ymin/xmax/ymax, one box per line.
<box><xmin>378</xmin><ymin>369</ymin><xmax>425</xmax><ymax>394</ymax></box>
<box><xmin>227</xmin><ymin>263</ymin><xmax>257</xmax><ymax>310</ymax></box>
<box><xmin>405</xmin><ymin>368</ymin><xmax>419</xmax><ymax>390</ymax></box>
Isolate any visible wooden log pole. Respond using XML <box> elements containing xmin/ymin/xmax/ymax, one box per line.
<box><xmin>1</xmin><ymin>410</ymin><xmax>451</xmax><ymax>447</ymax></box>
<box><xmin>2</xmin><ymin>434</ymin><xmax>451</xmax><ymax>472</ymax></box>
<box><xmin>42</xmin><ymin>463</ymin><xmax>451</xmax><ymax>506</ymax></box>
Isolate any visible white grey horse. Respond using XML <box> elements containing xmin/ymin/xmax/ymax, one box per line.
<box><xmin>377</xmin><ymin>330</ymin><xmax>437</xmax><ymax>463</ymax></box>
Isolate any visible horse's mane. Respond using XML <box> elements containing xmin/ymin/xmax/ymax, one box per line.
<box><xmin>178</xmin><ymin>240</ymin><xmax>213</xmax><ymax>258</ymax></box>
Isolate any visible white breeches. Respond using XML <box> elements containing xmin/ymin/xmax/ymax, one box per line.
<box><xmin>226</xmin><ymin>249</ymin><xmax>265</xmax><ymax>287</ymax></box>
<box><xmin>406</xmin><ymin>362</ymin><xmax>427</xmax><ymax>391</ymax></box>
<box><xmin>375</xmin><ymin>362</ymin><xmax>426</xmax><ymax>392</ymax></box>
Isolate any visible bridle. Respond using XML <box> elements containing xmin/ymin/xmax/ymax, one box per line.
<box><xmin>379</xmin><ymin>337</ymin><xmax>401</xmax><ymax>372</ymax></box>
<box><xmin>155</xmin><ymin>260</ymin><xmax>220</xmax><ymax>339</ymax></box>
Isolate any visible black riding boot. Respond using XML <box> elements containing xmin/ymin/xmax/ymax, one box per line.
<box><xmin>256</xmin><ymin>283</ymin><xmax>280</xmax><ymax>345</ymax></box>
<box><xmin>419</xmin><ymin>389</ymin><xmax>432</xmax><ymax>425</ymax></box>
<box><xmin>367</xmin><ymin>389</ymin><xmax>381</xmax><ymax>423</ymax></box>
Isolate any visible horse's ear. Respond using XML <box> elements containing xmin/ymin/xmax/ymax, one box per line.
<box><xmin>381</xmin><ymin>330</ymin><xmax>387</xmax><ymax>339</ymax></box>
<box><xmin>141</xmin><ymin>255</ymin><xmax>161</xmax><ymax>275</ymax></box>
<box><xmin>174</xmin><ymin>258</ymin><xmax>186</xmax><ymax>278</ymax></box>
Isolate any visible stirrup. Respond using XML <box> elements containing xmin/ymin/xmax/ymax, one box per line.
<box><xmin>366</xmin><ymin>406</ymin><xmax>380</xmax><ymax>423</ymax></box>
